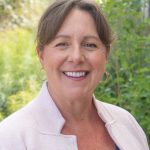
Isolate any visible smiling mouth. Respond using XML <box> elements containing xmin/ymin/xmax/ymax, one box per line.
<box><xmin>63</xmin><ymin>71</ymin><xmax>89</xmax><ymax>78</ymax></box>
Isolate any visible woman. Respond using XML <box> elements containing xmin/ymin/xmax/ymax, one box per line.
<box><xmin>0</xmin><ymin>0</ymin><xmax>149</xmax><ymax>150</ymax></box>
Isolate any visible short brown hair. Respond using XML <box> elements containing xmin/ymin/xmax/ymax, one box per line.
<box><xmin>36</xmin><ymin>0</ymin><xmax>113</xmax><ymax>53</ymax></box>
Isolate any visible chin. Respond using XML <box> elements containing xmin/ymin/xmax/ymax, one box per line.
<box><xmin>64</xmin><ymin>87</ymin><xmax>91</xmax><ymax>98</ymax></box>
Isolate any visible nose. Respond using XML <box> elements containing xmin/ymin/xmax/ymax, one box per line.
<box><xmin>67</xmin><ymin>45</ymin><xmax>85</xmax><ymax>64</ymax></box>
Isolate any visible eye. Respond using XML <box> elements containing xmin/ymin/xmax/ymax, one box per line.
<box><xmin>82</xmin><ymin>42</ymin><xmax>98</xmax><ymax>50</ymax></box>
<box><xmin>55</xmin><ymin>42</ymin><xmax>69</xmax><ymax>48</ymax></box>
<box><xmin>85</xmin><ymin>43</ymin><xmax>97</xmax><ymax>48</ymax></box>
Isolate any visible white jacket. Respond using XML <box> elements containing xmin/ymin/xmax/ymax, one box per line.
<box><xmin>0</xmin><ymin>82</ymin><xmax>149</xmax><ymax>150</ymax></box>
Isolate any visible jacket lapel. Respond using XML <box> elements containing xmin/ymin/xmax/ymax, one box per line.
<box><xmin>94</xmin><ymin>98</ymin><xmax>148</xmax><ymax>150</ymax></box>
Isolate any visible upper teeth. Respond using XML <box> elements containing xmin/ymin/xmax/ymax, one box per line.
<box><xmin>64</xmin><ymin>72</ymin><xmax>86</xmax><ymax>77</ymax></box>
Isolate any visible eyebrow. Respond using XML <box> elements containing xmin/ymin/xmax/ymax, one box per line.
<box><xmin>55</xmin><ymin>35</ymin><xmax>70</xmax><ymax>39</ymax></box>
<box><xmin>54</xmin><ymin>34</ymin><xmax>100</xmax><ymax>41</ymax></box>
<box><xmin>83</xmin><ymin>36</ymin><xmax>100</xmax><ymax>41</ymax></box>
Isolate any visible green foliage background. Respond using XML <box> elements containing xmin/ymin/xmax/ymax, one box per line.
<box><xmin>95</xmin><ymin>0</ymin><xmax>150</xmax><ymax>145</ymax></box>
<box><xmin>0</xmin><ymin>0</ymin><xmax>150</xmax><ymax>146</ymax></box>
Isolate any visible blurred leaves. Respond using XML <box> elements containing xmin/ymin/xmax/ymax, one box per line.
<box><xmin>0</xmin><ymin>28</ymin><xmax>44</xmax><ymax>118</ymax></box>
<box><xmin>0</xmin><ymin>0</ymin><xmax>49</xmax><ymax>29</ymax></box>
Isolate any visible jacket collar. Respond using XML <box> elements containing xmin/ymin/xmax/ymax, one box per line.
<box><xmin>31</xmin><ymin>81</ymin><xmax>116</xmax><ymax>134</ymax></box>
<box><xmin>30</xmin><ymin>81</ymin><xmax>65</xmax><ymax>134</ymax></box>
<box><xmin>93</xmin><ymin>96</ymin><xmax>116</xmax><ymax>127</ymax></box>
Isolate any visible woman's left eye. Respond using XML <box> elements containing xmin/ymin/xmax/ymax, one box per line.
<box><xmin>83</xmin><ymin>43</ymin><xmax>97</xmax><ymax>48</ymax></box>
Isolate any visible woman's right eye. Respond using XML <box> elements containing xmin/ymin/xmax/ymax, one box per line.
<box><xmin>55</xmin><ymin>42</ymin><xmax>69</xmax><ymax>47</ymax></box>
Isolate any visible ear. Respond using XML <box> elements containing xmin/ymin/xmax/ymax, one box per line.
<box><xmin>36</xmin><ymin>47</ymin><xmax>44</xmax><ymax>68</ymax></box>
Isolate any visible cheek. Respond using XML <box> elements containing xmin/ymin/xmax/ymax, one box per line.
<box><xmin>92</xmin><ymin>54</ymin><xmax>107</xmax><ymax>72</ymax></box>
<box><xmin>43</xmin><ymin>52</ymin><xmax>66</xmax><ymax>73</ymax></box>
<box><xmin>94</xmin><ymin>59</ymin><xmax>106</xmax><ymax>84</ymax></box>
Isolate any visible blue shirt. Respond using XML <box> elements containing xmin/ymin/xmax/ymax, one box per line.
<box><xmin>116</xmin><ymin>145</ymin><xmax>120</xmax><ymax>150</ymax></box>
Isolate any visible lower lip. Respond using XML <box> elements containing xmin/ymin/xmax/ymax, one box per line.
<box><xmin>63</xmin><ymin>73</ymin><xmax>88</xmax><ymax>81</ymax></box>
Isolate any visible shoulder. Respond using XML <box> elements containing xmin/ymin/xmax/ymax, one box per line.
<box><xmin>0</xmin><ymin>100</ymin><xmax>36</xmax><ymax>147</ymax></box>
<box><xmin>96</xmin><ymin>100</ymin><xmax>129</xmax><ymax>117</ymax></box>
<box><xmin>0</xmin><ymin>99</ymin><xmax>37</xmax><ymax>131</ymax></box>
<box><xmin>96</xmin><ymin>99</ymin><xmax>135</xmax><ymax>121</ymax></box>
<box><xmin>95</xmin><ymin>99</ymin><xmax>145</xmax><ymax>133</ymax></box>
<box><xmin>96</xmin><ymin>100</ymin><xmax>148</xmax><ymax>141</ymax></box>
<box><xmin>95</xmin><ymin>100</ymin><xmax>149</xmax><ymax>149</ymax></box>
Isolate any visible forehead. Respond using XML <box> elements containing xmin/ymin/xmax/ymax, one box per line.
<box><xmin>61</xmin><ymin>8</ymin><xmax>96</xmax><ymax>25</ymax></box>
<box><xmin>55</xmin><ymin>8</ymin><xmax>98</xmax><ymax>38</ymax></box>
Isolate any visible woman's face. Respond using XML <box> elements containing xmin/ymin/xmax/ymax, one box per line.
<box><xmin>38</xmin><ymin>9</ymin><xmax>107</xmax><ymax>98</ymax></box>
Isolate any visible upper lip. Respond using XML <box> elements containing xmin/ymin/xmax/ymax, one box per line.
<box><xmin>62</xmin><ymin>70</ymin><xmax>89</xmax><ymax>73</ymax></box>
<box><xmin>62</xmin><ymin>69</ymin><xmax>89</xmax><ymax>72</ymax></box>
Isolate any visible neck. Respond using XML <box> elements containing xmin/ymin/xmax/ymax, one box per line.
<box><xmin>47</xmin><ymin>85</ymin><xmax>95</xmax><ymax>122</ymax></box>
